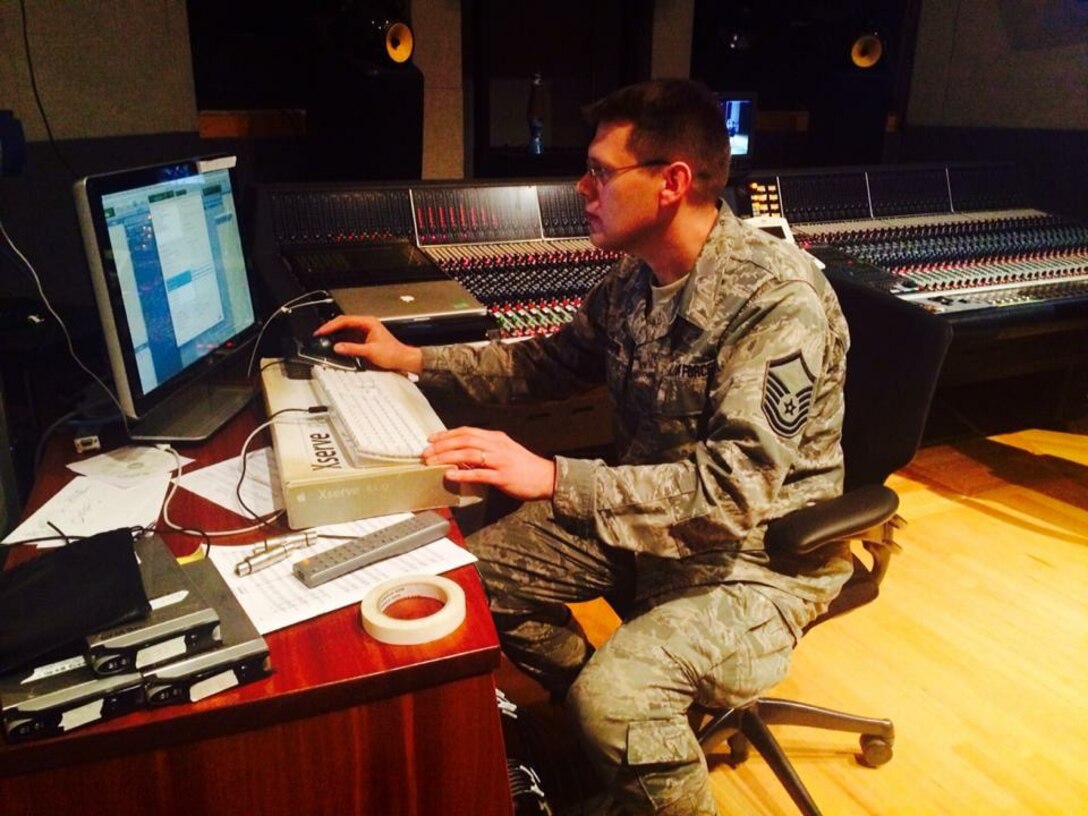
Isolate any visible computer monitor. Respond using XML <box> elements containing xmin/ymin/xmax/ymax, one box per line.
<box><xmin>717</xmin><ymin>92</ymin><xmax>756</xmax><ymax>177</ymax></box>
<box><xmin>74</xmin><ymin>155</ymin><xmax>259</xmax><ymax>442</ymax></box>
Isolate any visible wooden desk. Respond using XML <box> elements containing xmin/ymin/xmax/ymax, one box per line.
<box><xmin>0</xmin><ymin>403</ymin><xmax>512</xmax><ymax>816</ymax></box>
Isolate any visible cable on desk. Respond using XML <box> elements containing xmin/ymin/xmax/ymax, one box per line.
<box><xmin>156</xmin><ymin>408</ymin><xmax>326</xmax><ymax>557</ymax></box>
<box><xmin>3</xmin><ymin>523</ymin><xmax>146</xmax><ymax>549</ymax></box>
<box><xmin>246</xmin><ymin>289</ymin><xmax>335</xmax><ymax>378</ymax></box>
<box><xmin>233</xmin><ymin>407</ymin><xmax>328</xmax><ymax>524</ymax></box>
<box><xmin>158</xmin><ymin>444</ymin><xmax>276</xmax><ymax>558</ymax></box>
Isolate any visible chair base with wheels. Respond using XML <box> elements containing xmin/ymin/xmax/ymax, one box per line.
<box><xmin>691</xmin><ymin>486</ymin><xmax>906</xmax><ymax>816</ymax></box>
<box><xmin>694</xmin><ymin>697</ymin><xmax>895</xmax><ymax>816</ymax></box>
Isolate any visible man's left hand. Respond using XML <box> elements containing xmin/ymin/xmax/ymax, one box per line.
<box><xmin>423</xmin><ymin>427</ymin><xmax>556</xmax><ymax>501</ymax></box>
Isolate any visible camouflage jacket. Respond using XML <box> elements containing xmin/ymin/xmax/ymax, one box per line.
<box><xmin>420</xmin><ymin>207</ymin><xmax>852</xmax><ymax>613</ymax></box>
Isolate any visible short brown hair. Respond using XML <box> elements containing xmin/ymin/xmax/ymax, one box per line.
<box><xmin>583</xmin><ymin>79</ymin><xmax>731</xmax><ymax>203</ymax></box>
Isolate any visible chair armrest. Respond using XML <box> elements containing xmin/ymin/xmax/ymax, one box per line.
<box><xmin>765</xmin><ymin>484</ymin><xmax>900</xmax><ymax>555</ymax></box>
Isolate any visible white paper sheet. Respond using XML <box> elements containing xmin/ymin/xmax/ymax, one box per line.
<box><xmin>67</xmin><ymin>445</ymin><xmax>193</xmax><ymax>488</ymax></box>
<box><xmin>207</xmin><ymin>513</ymin><xmax>477</xmax><ymax>634</ymax></box>
<box><xmin>173</xmin><ymin>447</ymin><xmax>282</xmax><ymax>518</ymax></box>
<box><xmin>1</xmin><ymin>473</ymin><xmax>171</xmax><ymax>547</ymax></box>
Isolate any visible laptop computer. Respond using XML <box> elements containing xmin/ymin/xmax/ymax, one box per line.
<box><xmin>281</xmin><ymin>240</ymin><xmax>488</xmax><ymax>324</ymax></box>
<box><xmin>329</xmin><ymin>280</ymin><xmax>487</xmax><ymax>324</ymax></box>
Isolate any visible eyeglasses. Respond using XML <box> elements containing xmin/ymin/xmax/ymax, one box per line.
<box><xmin>584</xmin><ymin>159</ymin><xmax>669</xmax><ymax>186</ymax></box>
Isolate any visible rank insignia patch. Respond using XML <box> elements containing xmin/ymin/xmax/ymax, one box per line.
<box><xmin>762</xmin><ymin>351</ymin><xmax>815</xmax><ymax>437</ymax></box>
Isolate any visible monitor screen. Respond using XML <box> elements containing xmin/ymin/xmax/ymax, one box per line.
<box><xmin>74</xmin><ymin>156</ymin><xmax>259</xmax><ymax>441</ymax></box>
<box><xmin>717</xmin><ymin>92</ymin><xmax>756</xmax><ymax>172</ymax></box>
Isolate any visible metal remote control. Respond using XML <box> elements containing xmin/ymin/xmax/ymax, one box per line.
<box><xmin>292</xmin><ymin>510</ymin><xmax>451</xmax><ymax>588</ymax></box>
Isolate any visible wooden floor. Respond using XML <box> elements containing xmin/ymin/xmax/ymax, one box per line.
<box><xmin>497</xmin><ymin>426</ymin><xmax>1088</xmax><ymax>815</ymax></box>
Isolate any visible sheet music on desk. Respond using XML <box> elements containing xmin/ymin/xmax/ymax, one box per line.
<box><xmin>207</xmin><ymin>513</ymin><xmax>477</xmax><ymax>635</ymax></box>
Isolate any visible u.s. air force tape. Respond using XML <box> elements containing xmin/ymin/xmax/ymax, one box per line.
<box><xmin>360</xmin><ymin>575</ymin><xmax>466</xmax><ymax>645</ymax></box>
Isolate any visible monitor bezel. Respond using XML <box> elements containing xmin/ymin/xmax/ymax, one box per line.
<box><xmin>74</xmin><ymin>155</ymin><xmax>260</xmax><ymax>427</ymax></box>
<box><xmin>716</xmin><ymin>90</ymin><xmax>757</xmax><ymax>178</ymax></box>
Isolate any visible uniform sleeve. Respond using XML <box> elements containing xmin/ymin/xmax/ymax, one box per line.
<box><xmin>553</xmin><ymin>280</ymin><xmax>838</xmax><ymax>558</ymax></box>
<box><xmin>418</xmin><ymin>279</ymin><xmax>612</xmax><ymax>404</ymax></box>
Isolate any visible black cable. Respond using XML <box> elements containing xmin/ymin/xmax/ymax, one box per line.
<box><xmin>4</xmin><ymin>524</ymin><xmax>148</xmax><ymax>549</ymax></box>
<box><xmin>247</xmin><ymin>289</ymin><xmax>335</xmax><ymax>377</ymax></box>
<box><xmin>45</xmin><ymin>521</ymin><xmax>69</xmax><ymax>546</ymax></box>
<box><xmin>141</xmin><ymin>449</ymin><xmax>215</xmax><ymax>558</ymax></box>
<box><xmin>234</xmin><ymin>436</ymin><xmax>282</xmax><ymax>533</ymax></box>
<box><xmin>0</xmin><ymin>217</ymin><xmax>130</xmax><ymax>438</ymax></box>
<box><xmin>155</xmin><ymin>522</ymin><xmax>213</xmax><ymax>559</ymax></box>
<box><xmin>17</xmin><ymin>0</ymin><xmax>78</xmax><ymax>180</ymax></box>
<box><xmin>233</xmin><ymin>407</ymin><xmax>326</xmax><ymax>529</ymax></box>
<box><xmin>3</xmin><ymin>532</ymin><xmax>75</xmax><ymax>547</ymax></box>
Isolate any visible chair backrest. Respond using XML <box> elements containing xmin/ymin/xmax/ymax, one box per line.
<box><xmin>830</xmin><ymin>278</ymin><xmax>953</xmax><ymax>492</ymax></box>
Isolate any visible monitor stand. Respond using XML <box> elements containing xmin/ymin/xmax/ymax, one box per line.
<box><xmin>128</xmin><ymin>379</ymin><xmax>255</xmax><ymax>443</ymax></box>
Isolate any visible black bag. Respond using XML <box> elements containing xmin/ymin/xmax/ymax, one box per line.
<box><xmin>0</xmin><ymin>528</ymin><xmax>150</xmax><ymax>675</ymax></box>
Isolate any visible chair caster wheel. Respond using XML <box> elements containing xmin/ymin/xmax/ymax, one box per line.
<box><xmin>859</xmin><ymin>734</ymin><xmax>893</xmax><ymax>767</ymax></box>
<box><xmin>726</xmin><ymin>733</ymin><xmax>749</xmax><ymax>766</ymax></box>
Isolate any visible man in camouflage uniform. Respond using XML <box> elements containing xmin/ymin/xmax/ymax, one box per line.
<box><xmin>317</xmin><ymin>79</ymin><xmax>851</xmax><ymax>814</ymax></box>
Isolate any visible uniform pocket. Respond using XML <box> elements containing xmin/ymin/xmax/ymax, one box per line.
<box><xmin>626</xmin><ymin>716</ymin><xmax>707</xmax><ymax>812</ymax></box>
<box><xmin>626</xmin><ymin>717</ymin><xmax>700</xmax><ymax>766</ymax></box>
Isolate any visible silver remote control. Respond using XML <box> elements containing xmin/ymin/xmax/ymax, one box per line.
<box><xmin>292</xmin><ymin>511</ymin><xmax>451</xmax><ymax>588</ymax></box>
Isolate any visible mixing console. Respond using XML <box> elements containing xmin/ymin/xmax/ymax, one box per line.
<box><xmin>254</xmin><ymin>180</ymin><xmax>616</xmax><ymax>340</ymax></box>
<box><xmin>740</xmin><ymin>164</ymin><xmax>1088</xmax><ymax>322</ymax></box>
<box><xmin>795</xmin><ymin>209</ymin><xmax>1088</xmax><ymax>315</ymax></box>
<box><xmin>250</xmin><ymin>164</ymin><xmax>1086</xmax><ymax>439</ymax></box>
<box><xmin>255</xmin><ymin>166</ymin><xmax>1087</xmax><ymax>332</ymax></box>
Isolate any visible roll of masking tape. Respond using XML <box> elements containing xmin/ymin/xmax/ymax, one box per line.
<box><xmin>360</xmin><ymin>575</ymin><xmax>466</xmax><ymax>645</ymax></box>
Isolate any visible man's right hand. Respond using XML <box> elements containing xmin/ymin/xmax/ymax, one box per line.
<box><xmin>313</xmin><ymin>315</ymin><xmax>424</xmax><ymax>375</ymax></box>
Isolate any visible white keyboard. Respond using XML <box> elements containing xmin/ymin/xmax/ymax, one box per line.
<box><xmin>310</xmin><ymin>365</ymin><xmax>445</xmax><ymax>467</ymax></box>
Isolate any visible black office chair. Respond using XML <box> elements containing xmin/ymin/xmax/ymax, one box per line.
<box><xmin>692</xmin><ymin>278</ymin><xmax>953</xmax><ymax>816</ymax></box>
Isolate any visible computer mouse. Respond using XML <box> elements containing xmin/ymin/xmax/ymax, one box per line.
<box><xmin>296</xmin><ymin>333</ymin><xmax>360</xmax><ymax>370</ymax></box>
<box><xmin>306</xmin><ymin>334</ymin><xmax>336</xmax><ymax>354</ymax></box>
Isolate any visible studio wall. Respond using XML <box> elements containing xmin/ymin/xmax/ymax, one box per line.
<box><xmin>0</xmin><ymin>1</ymin><xmax>198</xmax><ymax>141</ymax></box>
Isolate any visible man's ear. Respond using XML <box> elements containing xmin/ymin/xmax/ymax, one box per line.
<box><xmin>659</xmin><ymin>161</ymin><xmax>694</xmax><ymax>206</ymax></box>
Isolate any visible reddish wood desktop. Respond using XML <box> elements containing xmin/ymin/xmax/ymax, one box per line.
<box><xmin>0</xmin><ymin>404</ymin><xmax>512</xmax><ymax>816</ymax></box>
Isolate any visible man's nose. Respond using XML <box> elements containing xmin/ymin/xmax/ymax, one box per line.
<box><xmin>575</xmin><ymin>172</ymin><xmax>594</xmax><ymax>199</ymax></box>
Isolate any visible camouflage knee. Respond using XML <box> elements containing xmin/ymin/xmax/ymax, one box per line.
<box><xmin>569</xmin><ymin>675</ymin><xmax>716</xmax><ymax>815</ymax></box>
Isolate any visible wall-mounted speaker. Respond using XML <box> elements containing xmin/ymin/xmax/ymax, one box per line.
<box><xmin>305</xmin><ymin>1</ymin><xmax>423</xmax><ymax>180</ymax></box>
<box><xmin>850</xmin><ymin>32</ymin><xmax>886</xmax><ymax>69</ymax></box>
<box><xmin>317</xmin><ymin>2</ymin><xmax>416</xmax><ymax>67</ymax></box>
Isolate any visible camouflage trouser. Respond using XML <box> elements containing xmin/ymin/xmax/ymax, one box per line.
<box><xmin>466</xmin><ymin>501</ymin><xmax>800</xmax><ymax>815</ymax></box>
